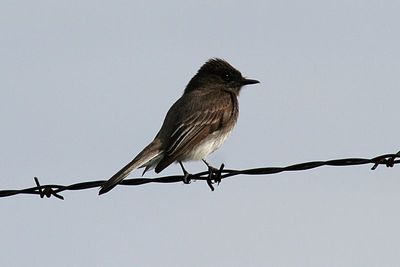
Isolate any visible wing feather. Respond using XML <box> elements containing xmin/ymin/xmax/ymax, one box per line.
<box><xmin>154</xmin><ymin>90</ymin><xmax>237</xmax><ymax>173</ymax></box>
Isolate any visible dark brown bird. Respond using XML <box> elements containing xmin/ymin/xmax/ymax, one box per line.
<box><xmin>99</xmin><ymin>58</ymin><xmax>259</xmax><ymax>195</ymax></box>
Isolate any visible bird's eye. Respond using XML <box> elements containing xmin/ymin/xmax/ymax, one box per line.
<box><xmin>222</xmin><ymin>73</ymin><xmax>231</xmax><ymax>81</ymax></box>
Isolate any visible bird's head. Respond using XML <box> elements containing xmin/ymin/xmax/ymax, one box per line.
<box><xmin>185</xmin><ymin>58</ymin><xmax>259</xmax><ymax>94</ymax></box>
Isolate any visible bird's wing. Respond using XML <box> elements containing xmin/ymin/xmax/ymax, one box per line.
<box><xmin>154</xmin><ymin>90</ymin><xmax>235</xmax><ymax>173</ymax></box>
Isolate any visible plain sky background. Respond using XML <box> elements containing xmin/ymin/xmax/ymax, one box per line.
<box><xmin>1</xmin><ymin>1</ymin><xmax>399</xmax><ymax>266</ymax></box>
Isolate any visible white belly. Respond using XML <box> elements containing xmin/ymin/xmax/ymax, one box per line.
<box><xmin>182</xmin><ymin>130</ymin><xmax>232</xmax><ymax>161</ymax></box>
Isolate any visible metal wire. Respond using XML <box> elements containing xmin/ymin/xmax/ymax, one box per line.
<box><xmin>1</xmin><ymin>151</ymin><xmax>398</xmax><ymax>200</ymax></box>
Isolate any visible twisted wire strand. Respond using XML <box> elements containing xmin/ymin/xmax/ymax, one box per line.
<box><xmin>0</xmin><ymin>151</ymin><xmax>398</xmax><ymax>200</ymax></box>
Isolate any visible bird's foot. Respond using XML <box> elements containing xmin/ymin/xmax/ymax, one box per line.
<box><xmin>183</xmin><ymin>171</ymin><xmax>191</xmax><ymax>184</ymax></box>
<box><xmin>202</xmin><ymin>160</ymin><xmax>225</xmax><ymax>191</ymax></box>
<box><xmin>179</xmin><ymin>161</ymin><xmax>191</xmax><ymax>184</ymax></box>
<box><xmin>207</xmin><ymin>163</ymin><xmax>224</xmax><ymax>184</ymax></box>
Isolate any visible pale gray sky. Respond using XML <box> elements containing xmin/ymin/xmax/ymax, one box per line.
<box><xmin>1</xmin><ymin>1</ymin><xmax>399</xmax><ymax>266</ymax></box>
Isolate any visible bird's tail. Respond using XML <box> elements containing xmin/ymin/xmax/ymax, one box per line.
<box><xmin>99</xmin><ymin>140</ymin><xmax>162</xmax><ymax>195</ymax></box>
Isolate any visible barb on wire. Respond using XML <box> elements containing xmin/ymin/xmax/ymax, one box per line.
<box><xmin>0</xmin><ymin>151</ymin><xmax>399</xmax><ymax>200</ymax></box>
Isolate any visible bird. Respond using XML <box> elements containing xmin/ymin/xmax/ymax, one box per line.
<box><xmin>99</xmin><ymin>58</ymin><xmax>259</xmax><ymax>195</ymax></box>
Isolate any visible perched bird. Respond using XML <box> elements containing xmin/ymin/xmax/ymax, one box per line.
<box><xmin>99</xmin><ymin>58</ymin><xmax>259</xmax><ymax>195</ymax></box>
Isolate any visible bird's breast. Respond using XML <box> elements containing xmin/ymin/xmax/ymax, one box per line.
<box><xmin>181</xmin><ymin>128</ymin><xmax>233</xmax><ymax>161</ymax></box>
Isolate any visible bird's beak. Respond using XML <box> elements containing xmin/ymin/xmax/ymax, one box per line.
<box><xmin>241</xmin><ymin>78</ymin><xmax>260</xmax><ymax>85</ymax></box>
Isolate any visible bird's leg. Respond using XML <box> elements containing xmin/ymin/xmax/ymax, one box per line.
<box><xmin>202</xmin><ymin>159</ymin><xmax>224</xmax><ymax>189</ymax></box>
<box><xmin>179</xmin><ymin>161</ymin><xmax>191</xmax><ymax>184</ymax></box>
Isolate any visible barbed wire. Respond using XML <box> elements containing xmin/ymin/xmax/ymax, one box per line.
<box><xmin>1</xmin><ymin>151</ymin><xmax>399</xmax><ymax>200</ymax></box>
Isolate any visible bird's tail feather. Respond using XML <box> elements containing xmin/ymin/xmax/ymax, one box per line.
<box><xmin>99</xmin><ymin>140</ymin><xmax>162</xmax><ymax>195</ymax></box>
